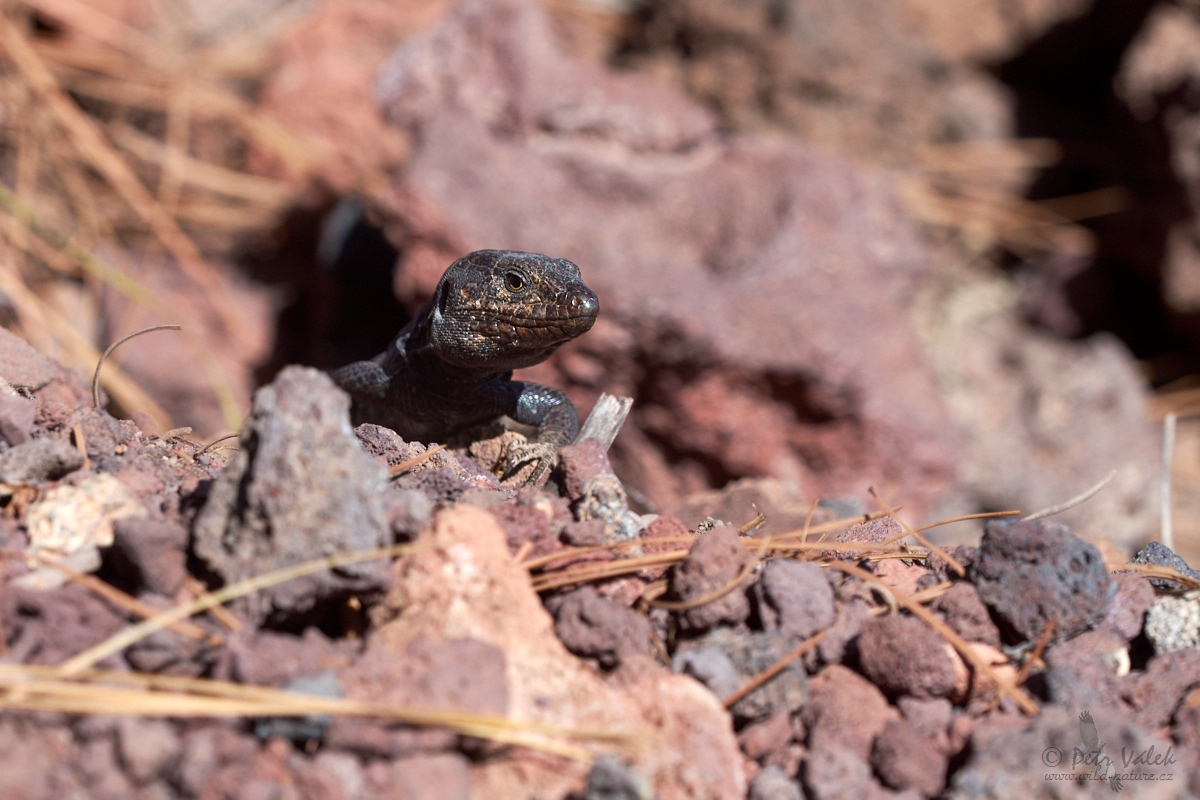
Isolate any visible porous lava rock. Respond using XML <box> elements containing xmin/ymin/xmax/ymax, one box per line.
<box><xmin>1101</xmin><ymin>572</ymin><xmax>1156</xmax><ymax>641</ymax></box>
<box><xmin>970</xmin><ymin>519</ymin><xmax>1113</xmax><ymax>643</ymax></box>
<box><xmin>1133</xmin><ymin>541</ymin><xmax>1200</xmax><ymax>590</ymax></box>
<box><xmin>548</xmin><ymin>586</ymin><xmax>652</xmax><ymax>669</ymax></box>
<box><xmin>110</xmin><ymin>518</ymin><xmax>189</xmax><ymax>597</ymax></box>
<box><xmin>947</xmin><ymin>706</ymin><xmax>1180</xmax><ymax>800</ymax></box>
<box><xmin>801</xmin><ymin>664</ymin><xmax>897</xmax><ymax>760</ymax></box>
<box><xmin>1043</xmin><ymin>629</ymin><xmax>1129</xmax><ymax>711</ymax></box>
<box><xmin>192</xmin><ymin>366</ymin><xmax>392</xmax><ymax>624</ymax></box>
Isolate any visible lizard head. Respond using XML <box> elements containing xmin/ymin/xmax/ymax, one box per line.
<box><xmin>425</xmin><ymin>249</ymin><xmax>599</xmax><ymax>370</ymax></box>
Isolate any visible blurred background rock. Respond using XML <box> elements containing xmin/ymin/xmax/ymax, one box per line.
<box><xmin>0</xmin><ymin>0</ymin><xmax>1196</xmax><ymax>557</ymax></box>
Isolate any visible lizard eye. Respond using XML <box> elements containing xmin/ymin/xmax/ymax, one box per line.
<box><xmin>504</xmin><ymin>271</ymin><xmax>527</xmax><ymax>292</ymax></box>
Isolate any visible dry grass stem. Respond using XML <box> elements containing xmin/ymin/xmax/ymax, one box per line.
<box><xmin>91</xmin><ymin>324</ymin><xmax>181</xmax><ymax>409</ymax></box>
<box><xmin>521</xmin><ymin>535</ymin><xmax>698</xmax><ymax>572</ymax></box>
<box><xmin>868</xmin><ymin>487</ymin><xmax>964</xmax><ymax>576</ymax></box>
<box><xmin>182</xmin><ymin>576</ymin><xmax>242</xmax><ymax>633</ymax></box>
<box><xmin>25</xmin><ymin>554</ymin><xmax>217</xmax><ymax>643</ymax></box>
<box><xmin>1162</xmin><ymin>413</ymin><xmax>1176</xmax><ymax>551</ymax></box>
<box><xmin>0</xmin><ymin>665</ymin><xmax>631</xmax><ymax>760</ymax></box>
<box><xmin>650</xmin><ymin>536</ymin><xmax>771</xmax><ymax>611</ymax></box>
<box><xmin>70</xmin><ymin>422</ymin><xmax>89</xmax><ymax>470</ymax></box>
<box><xmin>0</xmin><ymin>183</ymin><xmax>242</xmax><ymax>430</ymax></box>
<box><xmin>512</xmin><ymin>540</ymin><xmax>534</xmax><ymax>565</ymax></box>
<box><xmin>1116</xmin><ymin>563</ymin><xmax>1200</xmax><ymax>590</ymax></box>
<box><xmin>912</xmin><ymin>510</ymin><xmax>1021</xmax><ymax>532</ymax></box>
<box><xmin>531</xmin><ymin>551</ymin><xmax>692</xmax><ymax>592</ymax></box>
<box><xmin>0</xmin><ymin>14</ymin><xmax>252</xmax><ymax>345</ymax></box>
<box><xmin>738</xmin><ymin>506</ymin><xmax>766</xmax><ymax>534</ymax></box>
<box><xmin>56</xmin><ymin>543</ymin><xmax>422</xmax><ymax>676</ymax></box>
<box><xmin>1016</xmin><ymin>619</ymin><xmax>1056</xmax><ymax>687</ymax></box>
<box><xmin>1021</xmin><ymin>468</ymin><xmax>1118</xmax><ymax>522</ymax></box>
<box><xmin>197</xmin><ymin>433</ymin><xmax>239</xmax><ymax>456</ymax></box>
<box><xmin>0</xmin><ymin>253</ymin><xmax>174</xmax><ymax>431</ymax></box>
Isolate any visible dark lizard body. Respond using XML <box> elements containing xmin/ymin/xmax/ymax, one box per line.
<box><xmin>331</xmin><ymin>250</ymin><xmax>599</xmax><ymax>483</ymax></box>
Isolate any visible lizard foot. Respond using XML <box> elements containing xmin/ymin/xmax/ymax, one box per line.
<box><xmin>502</xmin><ymin>441</ymin><xmax>559</xmax><ymax>487</ymax></box>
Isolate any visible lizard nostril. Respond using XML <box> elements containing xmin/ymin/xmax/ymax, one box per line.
<box><xmin>573</xmin><ymin>288</ymin><xmax>599</xmax><ymax>317</ymax></box>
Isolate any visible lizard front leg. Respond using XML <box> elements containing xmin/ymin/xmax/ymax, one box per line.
<box><xmin>502</xmin><ymin>381</ymin><xmax>580</xmax><ymax>485</ymax></box>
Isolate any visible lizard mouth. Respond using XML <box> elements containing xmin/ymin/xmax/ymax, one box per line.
<box><xmin>477</xmin><ymin>312</ymin><xmax>597</xmax><ymax>345</ymax></box>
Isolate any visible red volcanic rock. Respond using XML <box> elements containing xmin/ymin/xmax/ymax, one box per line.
<box><xmin>871</xmin><ymin>717</ymin><xmax>948</xmax><ymax>796</ymax></box>
<box><xmin>802</xmin><ymin>664</ymin><xmax>897</xmax><ymax>760</ymax></box>
<box><xmin>932</xmin><ymin>581</ymin><xmax>1001</xmax><ymax>648</ymax></box>
<box><xmin>856</xmin><ymin>615</ymin><xmax>959</xmax><ymax>699</ymax></box>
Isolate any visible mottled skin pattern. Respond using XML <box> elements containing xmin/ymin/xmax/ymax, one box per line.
<box><xmin>331</xmin><ymin>250</ymin><xmax>599</xmax><ymax>484</ymax></box>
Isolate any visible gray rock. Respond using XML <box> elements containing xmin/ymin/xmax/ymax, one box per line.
<box><xmin>193</xmin><ymin>367</ymin><xmax>391</xmax><ymax>624</ymax></box>
<box><xmin>749</xmin><ymin>765</ymin><xmax>804</xmax><ymax>800</ymax></box>
<box><xmin>1132</xmin><ymin>542</ymin><xmax>1200</xmax><ymax>590</ymax></box>
<box><xmin>584</xmin><ymin>755</ymin><xmax>653</xmax><ymax>800</ymax></box>
<box><xmin>971</xmin><ymin>519</ymin><xmax>1114</xmax><ymax>643</ymax></box>
<box><xmin>674</xmin><ymin>629</ymin><xmax>808</xmax><ymax>722</ymax></box>
<box><xmin>0</xmin><ymin>438</ymin><xmax>84</xmax><ymax>483</ymax></box>
<box><xmin>1145</xmin><ymin>591</ymin><xmax>1200</xmax><ymax>655</ymax></box>
<box><xmin>0</xmin><ymin>393</ymin><xmax>35</xmax><ymax>445</ymax></box>
<box><xmin>753</xmin><ymin>559</ymin><xmax>835</xmax><ymax>641</ymax></box>
<box><xmin>948</xmin><ymin>706</ymin><xmax>1180</xmax><ymax>799</ymax></box>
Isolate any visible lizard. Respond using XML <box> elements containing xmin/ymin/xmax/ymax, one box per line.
<box><xmin>331</xmin><ymin>249</ymin><xmax>599</xmax><ymax>485</ymax></box>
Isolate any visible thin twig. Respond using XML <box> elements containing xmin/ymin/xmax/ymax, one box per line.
<box><xmin>913</xmin><ymin>510</ymin><xmax>1021</xmax><ymax>532</ymax></box>
<box><xmin>651</xmin><ymin>535</ymin><xmax>770</xmax><ymax>611</ymax></box>
<box><xmin>0</xmin><ymin>254</ymin><xmax>173</xmax><ymax>431</ymax></box>
<box><xmin>869</xmin><ymin>487</ymin><xmax>964</xmax><ymax>576</ymax></box>
<box><xmin>0</xmin><ymin>664</ymin><xmax>630</xmax><ymax>760</ymax></box>
<box><xmin>738</xmin><ymin>505</ymin><xmax>766</xmax><ymax>534</ymax></box>
<box><xmin>389</xmin><ymin>443</ymin><xmax>447</xmax><ymax>476</ymax></box>
<box><xmin>92</xmin><ymin>324</ymin><xmax>181</xmax><ymax>409</ymax></box>
<box><xmin>70</xmin><ymin>422</ymin><xmax>90</xmax><ymax>470</ymax></box>
<box><xmin>826</xmin><ymin>561</ymin><xmax>1039</xmax><ymax>715</ymax></box>
<box><xmin>800</xmin><ymin>499</ymin><xmax>818</xmax><ymax>550</ymax></box>
<box><xmin>1162</xmin><ymin>413</ymin><xmax>1177</xmax><ymax>551</ymax></box>
<box><xmin>1021</xmin><ymin>469</ymin><xmax>1118</xmax><ymax>523</ymax></box>
<box><xmin>512</xmin><ymin>541</ymin><xmax>534</xmax><ymax>565</ymax></box>
<box><xmin>1117</xmin><ymin>563</ymin><xmax>1200</xmax><ymax>590</ymax></box>
<box><xmin>1016</xmin><ymin>619</ymin><xmax>1055</xmax><ymax>687</ymax></box>
<box><xmin>197</xmin><ymin>432</ymin><xmax>238</xmax><ymax>456</ymax></box>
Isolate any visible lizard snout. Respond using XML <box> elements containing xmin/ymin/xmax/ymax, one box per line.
<box><xmin>569</xmin><ymin>285</ymin><xmax>599</xmax><ymax>319</ymax></box>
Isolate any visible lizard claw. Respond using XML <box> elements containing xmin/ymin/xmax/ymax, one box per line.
<box><xmin>502</xmin><ymin>441</ymin><xmax>559</xmax><ymax>487</ymax></box>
